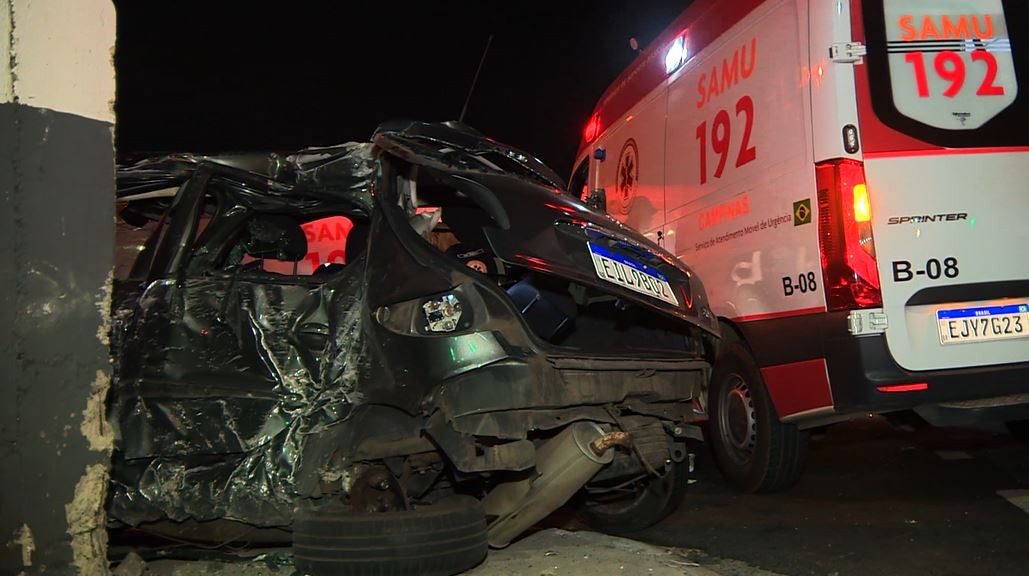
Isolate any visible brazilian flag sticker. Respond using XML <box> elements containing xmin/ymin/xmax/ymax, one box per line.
<box><xmin>793</xmin><ymin>199</ymin><xmax>812</xmax><ymax>226</ymax></box>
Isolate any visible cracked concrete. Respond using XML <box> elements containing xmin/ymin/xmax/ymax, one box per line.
<box><xmin>66</xmin><ymin>464</ymin><xmax>111</xmax><ymax>576</ymax></box>
<box><xmin>81</xmin><ymin>368</ymin><xmax>114</xmax><ymax>454</ymax></box>
<box><xmin>14</xmin><ymin>524</ymin><xmax>35</xmax><ymax>568</ymax></box>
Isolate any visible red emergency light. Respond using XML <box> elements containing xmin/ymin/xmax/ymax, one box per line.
<box><xmin>583</xmin><ymin>113</ymin><xmax>601</xmax><ymax>144</ymax></box>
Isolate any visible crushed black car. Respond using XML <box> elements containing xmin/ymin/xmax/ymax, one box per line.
<box><xmin>108</xmin><ymin>120</ymin><xmax>719</xmax><ymax>575</ymax></box>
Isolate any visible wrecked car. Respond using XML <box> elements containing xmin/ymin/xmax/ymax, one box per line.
<box><xmin>108</xmin><ymin>120</ymin><xmax>719</xmax><ymax>576</ymax></box>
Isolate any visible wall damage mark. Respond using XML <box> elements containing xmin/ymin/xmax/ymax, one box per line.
<box><xmin>14</xmin><ymin>524</ymin><xmax>34</xmax><ymax>567</ymax></box>
<box><xmin>2</xmin><ymin>0</ymin><xmax>17</xmax><ymax>104</ymax></box>
<box><xmin>85</xmin><ymin>269</ymin><xmax>114</xmax><ymax>451</ymax></box>
<box><xmin>106</xmin><ymin>54</ymin><xmax>115</xmax><ymax>120</ymax></box>
<box><xmin>66</xmin><ymin>464</ymin><xmax>110</xmax><ymax>576</ymax></box>
<box><xmin>94</xmin><ymin>268</ymin><xmax>113</xmax><ymax>360</ymax></box>
<box><xmin>72</xmin><ymin>258</ymin><xmax>114</xmax><ymax>574</ymax></box>
<box><xmin>81</xmin><ymin>369</ymin><xmax>113</xmax><ymax>454</ymax></box>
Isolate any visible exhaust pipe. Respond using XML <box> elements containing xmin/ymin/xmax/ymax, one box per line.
<box><xmin>482</xmin><ymin>422</ymin><xmax>628</xmax><ymax>548</ymax></box>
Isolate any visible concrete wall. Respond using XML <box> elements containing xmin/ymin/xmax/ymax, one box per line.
<box><xmin>1</xmin><ymin>1</ymin><xmax>116</xmax><ymax>574</ymax></box>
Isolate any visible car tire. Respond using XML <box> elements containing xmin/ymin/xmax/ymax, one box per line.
<box><xmin>578</xmin><ymin>458</ymin><xmax>688</xmax><ymax>534</ymax></box>
<box><xmin>293</xmin><ymin>495</ymin><xmax>488</xmax><ymax>576</ymax></box>
<box><xmin>708</xmin><ymin>342</ymin><xmax>809</xmax><ymax>493</ymax></box>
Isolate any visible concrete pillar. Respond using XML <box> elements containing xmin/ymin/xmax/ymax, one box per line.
<box><xmin>1</xmin><ymin>1</ymin><xmax>116</xmax><ymax>574</ymax></box>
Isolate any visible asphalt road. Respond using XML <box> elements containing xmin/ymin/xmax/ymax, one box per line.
<box><xmin>622</xmin><ymin>416</ymin><xmax>1029</xmax><ymax>576</ymax></box>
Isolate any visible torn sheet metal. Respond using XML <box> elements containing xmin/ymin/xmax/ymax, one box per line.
<box><xmin>118</xmin><ymin>142</ymin><xmax>376</xmax><ymax>215</ymax></box>
<box><xmin>109</xmin><ymin>261</ymin><xmax>367</xmax><ymax>526</ymax></box>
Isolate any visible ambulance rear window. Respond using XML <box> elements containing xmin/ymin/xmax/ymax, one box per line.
<box><xmin>862</xmin><ymin>0</ymin><xmax>1028</xmax><ymax>147</ymax></box>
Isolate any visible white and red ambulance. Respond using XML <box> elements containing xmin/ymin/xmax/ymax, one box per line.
<box><xmin>571</xmin><ymin>0</ymin><xmax>1029</xmax><ymax>492</ymax></box>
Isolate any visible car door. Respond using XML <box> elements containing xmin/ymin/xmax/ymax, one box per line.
<box><xmin>113</xmin><ymin>171</ymin><xmax>354</xmax><ymax>461</ymax></box>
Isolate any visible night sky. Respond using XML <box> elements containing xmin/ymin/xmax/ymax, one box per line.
<box><xmin>114</xmin><ymin>1</ymin><xmax>689</xmax><ymax>177</ymax></box>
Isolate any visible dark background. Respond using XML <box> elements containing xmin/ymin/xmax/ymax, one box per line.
<box><xmin>114</xmin><ymin>1</ymin><xmax>689</xmax><ymax>177</ymax></box>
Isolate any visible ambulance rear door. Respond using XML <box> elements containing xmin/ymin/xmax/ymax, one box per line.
<box><xmin>854</xmin><ymin>0</ymin><xmax>1029</xmax><ymax>371</ymax></box>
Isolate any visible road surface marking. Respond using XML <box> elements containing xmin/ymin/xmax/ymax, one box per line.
<box><xmin>997</xmin><ymin>490</ymin><xmax>1029</xmax><ymax>514</ymax></box>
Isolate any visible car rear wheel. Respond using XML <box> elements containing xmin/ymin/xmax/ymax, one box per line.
<box><xmin>708</xmin><ymin>342</ymin><xmax>809</xmax><ymax>493</ymax></box>
<box><xmin>293</xmin><ymin>495</ymin><xmax>488</xmax><ymax>576</ymax></box>
<box><xmin>578</xmin><ymin>459</ymin><xmax>688</xmax><ymax>534</ymax></box>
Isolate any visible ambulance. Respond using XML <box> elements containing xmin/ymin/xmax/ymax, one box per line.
<box><xmin>571</xmin><ymin>0</ymin><xmax>1029</xmax><ymax>492</ymax></box>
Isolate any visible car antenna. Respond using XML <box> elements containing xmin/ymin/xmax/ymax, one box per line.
<box><xmin>459</xmin><ymin>33</ymin><xmax>494</xmax><ymax>123</ymax></box>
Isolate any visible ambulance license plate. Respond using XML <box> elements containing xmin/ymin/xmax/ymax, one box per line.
<box><xmin>587</xmin><ymin>242</ymin><xmax>678</xmax><ymax>306</ymax></box>
<box><xmin>936</xmin><ymin>304</ymin><xmax>1029</xmax><ymax>345</ymax></box>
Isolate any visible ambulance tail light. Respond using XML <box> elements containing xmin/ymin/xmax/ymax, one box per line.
<box><xmin>816</xmin><ymin>159</ymin><xmax>882</xmax><ymax>311</ymax></box>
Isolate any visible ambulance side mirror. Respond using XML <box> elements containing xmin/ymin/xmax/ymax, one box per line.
<box><xmin>585</xmin><ymin>188</ymin><xmax>607</xmax><ymax>212</ymax></box>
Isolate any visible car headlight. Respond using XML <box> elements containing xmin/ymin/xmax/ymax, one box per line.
<box><xmin>376</xmin><ymin>288</ymin><xmax>479</xmax><ymax>336</ymax></box>
<box><xmin>423</xmin><ymin>294</ymin><xmax>463</xmax><ymax>333</ymax></box>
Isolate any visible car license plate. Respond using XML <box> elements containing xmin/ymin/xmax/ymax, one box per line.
<box><xmin>587</xmin><ymin>242</ymin><xmax>678</xmax><ymax>306</ymax></box>
<box><xmin>936</xmin><ymin>303</ymin><xmax>1029</xmax><ymax>345</ymax></box>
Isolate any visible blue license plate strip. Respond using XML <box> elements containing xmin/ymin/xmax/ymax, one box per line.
<box><xmin>587</xmin><ymin>242</ymin><xmax>678</xmax><ymax>306</ymax></box>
